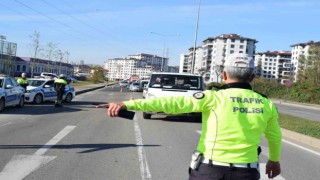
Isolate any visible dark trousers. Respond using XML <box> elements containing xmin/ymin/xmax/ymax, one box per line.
<box><xmin>189</xmin><ymin>163</ymin><xmax>260</xmax><ymax>180</ymax></box>
<box><xmin>56</xmin><ymin>91</ymin><xmax>64</xmax><ymax>104</ymax></box>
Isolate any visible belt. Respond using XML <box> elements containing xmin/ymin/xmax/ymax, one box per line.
<box><xmin>201</xmin><ymin>157</ymin><xmax>259</xmax><ymax>169</ymax></box>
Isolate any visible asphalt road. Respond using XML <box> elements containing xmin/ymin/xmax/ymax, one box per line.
<box><xmin>273</xmin><ymin>102</ymin><xmax>320</xmax><ymax>122</ymax></box>
<box><xmin>0</xmin><ymin>86</ymin><xmax>319</xmax><ymax>180</ymax></box>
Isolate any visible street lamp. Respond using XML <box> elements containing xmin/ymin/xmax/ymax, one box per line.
<box><xmin>150</xmin><ymin>32</ymin><xmax>179</xmax><ymax>72</ymax></box>
<box><xmin>191</xmin><ymin>0</ymin><xmax>201</xmax><ymax>74</ymax></box>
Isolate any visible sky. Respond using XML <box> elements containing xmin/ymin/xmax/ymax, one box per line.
<box><xmin>0</xmin><ymin>0</ymin><xmax>319</xmax><ymax>66</ymax></box>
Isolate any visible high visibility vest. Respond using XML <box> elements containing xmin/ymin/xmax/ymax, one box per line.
<box><xmin>124</xmin><ymin>82</ymin><xmax>282</xmax><ymax>163</ymax></box>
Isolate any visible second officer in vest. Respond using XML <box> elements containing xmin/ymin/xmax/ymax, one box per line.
<box><xmin>54</xmin><ymin>74</ymin><xmax>67</xmax><ymax>107</ymax></box>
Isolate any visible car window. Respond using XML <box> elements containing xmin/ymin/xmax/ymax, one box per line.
<box><xmin>149</xmin><ymin>74</ymin><xmax>202</xmax><ymax>90</ymax></box>
<box><xmin>45</xmin><ymin>80</ymin><xmax>54</xmax><ymax>87</ymax></box>
<box><xmin>0</xmin><ymin>79</ymin><xmax>3</xmax><ymax>88</ymax></box>
<box><xmin>10</xmin><ymin>78</ymin><xmax>18</xmax><ymax>87</ymax></box>
<box><xmin>4</xmin><ymin>78</ymin><xmax>14</xmax><ymax>87</ymax></box>
<box><xmin>29</xmin><ymin>80</ymin><xmax>46</xmax><ymax>86</ymax></box>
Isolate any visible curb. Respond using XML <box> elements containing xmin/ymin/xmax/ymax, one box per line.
<box><xmin>75</xmin><ymin>85</ymin><xmax>106</xmax><ymax>95</ymax></box>
<box><xmin>282</xmin><ymin>128</ymin><xmax>320</xmax><ymax>150</ymax></box>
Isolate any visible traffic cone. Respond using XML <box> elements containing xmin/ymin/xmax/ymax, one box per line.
<box><xmin>130</xmin><ymin>95</ymin><xmax>134</xmax><ymax>100</ymax></box>
<box><xmin>120</xmin><ymin>88</ymin><xmax>123</xmax><ymax>92</ymax></box>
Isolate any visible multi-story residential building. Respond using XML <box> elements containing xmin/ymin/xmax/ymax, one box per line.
<box><xmin>105</xmin><ymin>58</ymin><xmax>152</xmax><ymax>81</ymax></box>
<box><xmin>105</xmin><ymin>53</ymin><xmax>170</xmax><ymax>81</ymax></box>
<box><xmin>179</xmin><ymin>54</ymin><xmax>188</xmax><ymax>73</ymax></box>
<box><xmin>180</xmin><ymin>34</ymin><xmax>257</xmax><ymax>83</ymax></box>
<box><xmin>290</xmin><ymin>41</ymin><xmax>320</xmax><ymax>82</ymax></box>
<box><xmin>128</xmin><ymin>53</ymin><xmax>168</xmax><ymax>72</ymax></box>
<box><xmin>255</xmin><ymin>51</ymin><xmax>292</xmax><ymax>84</ymax></box>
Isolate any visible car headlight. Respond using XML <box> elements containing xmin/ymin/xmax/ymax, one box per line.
<box><xmin>26</xmin><ymin>89</ymin><xmax>35</xmax><ymax>93</ymax></box>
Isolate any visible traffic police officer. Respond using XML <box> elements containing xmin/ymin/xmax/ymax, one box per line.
<box><xmin>17</xmin><ymin>72</ymin><xmax>29</xmax><ymax>92</ymax></box>
<box><xmin>97</xmin><ymin>53</ymin><xmax>282</xmax><ymax>180</ymax></box>
<box><xmin>54</xmin><ymin>74</ymin><xmax>67</xmax><ymax>107</ymax></box>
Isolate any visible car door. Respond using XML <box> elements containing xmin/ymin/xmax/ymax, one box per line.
<box><xmin>43</xmin><ymin>80</ymin><xmax>56</xmax><ymax>101</ymax></box>
<box><xmin>4</xmin><ymin>78</ymin><xmax>18</xmax><ymax>106</ymax></box>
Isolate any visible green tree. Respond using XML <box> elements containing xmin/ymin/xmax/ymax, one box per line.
<box><xmin>297</xmin><ymin>44</ymin><xmax>320</xmax><ymax>86</ymax></box>
<box><xmin>91</xmin><ymin>66</ymin><xmax>105</xmax><ymax>83</ymax></box>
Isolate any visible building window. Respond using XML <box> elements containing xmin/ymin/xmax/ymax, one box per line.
<box><xmin>231</xmin><ymin>39</ymin><xmax>235</xmax><ymax>42</ymax></box>
<box><xmin>17</xmin><ymin>65</ymin><xmax>20</xmax><ymax>71</ymax></box>
<box><xmin>240</xmin><ymin>39</ymin><xmax>244</xmax><ymax>43</ymax></box>
<box><xmin>22</xmin><ymin>65</ymin><xmax>26</xmax><ymax>71</ymax></box>
<box><xmin>239</xmin><ymin>51</ymin><xmax>243</xmax><ymax>53</ymax></box>
<box><xmin>240</xmin><ymin>45</ymin><xmax>244</xmax><ymax>49</ymax></box>
<box><xmin>231</xmin><ymin>45</ymin><xmax>235</xmax><ymax>48</ymax></box>
<box><xmin>230</xmin><ymin>50</ymin><xmax>234</xmax><ymax>54</ymax></box>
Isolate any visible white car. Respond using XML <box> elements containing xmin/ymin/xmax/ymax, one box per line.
<box><xmin>143</xmin><ymin>72</ymin><xmax>204</xmax><ymax>119</ymax></box>
<box><xmin>25</xmin><ymin>78</ymin><xmax>75</xmax><ymax>104</ymax></box>
<box><xmin>0</xmin><ymin>75</ymin><xmax>25</xmax><ymax>112</ymax></box>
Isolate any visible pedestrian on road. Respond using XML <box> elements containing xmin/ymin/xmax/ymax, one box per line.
<box><xmin>96</xmin><ymin>53</ymin><xmax>282</xmax><ymax>180</ymax></box>
<box><xmin>54</xmin><ymin>74</ymin><xmax>67</xmax><ymax>107</ymax></box>
<box><xmin>17</xmin><ymin>72</ymin><xmax>29</xmax><ymax>92</ymax></box>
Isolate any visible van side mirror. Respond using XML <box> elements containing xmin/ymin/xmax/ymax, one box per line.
<box><xmin>44</xmin><ymin>85</ymin><xmax>51</xmax><ymax>88</ymax></box>
<box><xmin>5</xmin><ymin>85</ymin><xmax>13</xmax><ymax>89</ymax></box>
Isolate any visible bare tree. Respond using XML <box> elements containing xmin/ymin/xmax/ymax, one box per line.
<box><xmin>28</xmin><ymin>31</ymin><xmax>43</xmax><ymax>77</ymax></box>
<box><xmin>44</xmin><ymin>42</ymin><xmax>58</xmax><ymax>73</ymax></box>
<box><xmin>54</xmin><ymin>49</ymin><xmax>69</xmax><ymax>75</ymax></box>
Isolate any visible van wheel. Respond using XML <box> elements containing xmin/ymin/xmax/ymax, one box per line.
<box><xmin>143</xmin><ymin>112</ymin><xmax>151</xmax><ymax>119</ymax></box>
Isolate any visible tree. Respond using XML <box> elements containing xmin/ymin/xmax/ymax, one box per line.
<box><xmin>28</xmin><ymin>31</ymin><xmax>43</xmax><ymax>77</ymax></box>
<box><xmin>91</xmin><ymin>66</ymin><xmax>105</xmax><ymax>83</ymax></box>
<box><xmin>297</xmin><ymin>44</ymin><xmax>320</xmax><ymax>86</ymax></box>
<box><xmin>44</xmin><ymin>42</ymin><xmax>58</xmax><ymax>72</ymax></box>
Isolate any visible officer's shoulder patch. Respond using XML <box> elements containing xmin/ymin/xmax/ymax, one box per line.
<box><xmin>193</xmin><ymin>92</ymin><xmax>205</xmax><ymax>99</ymax></box>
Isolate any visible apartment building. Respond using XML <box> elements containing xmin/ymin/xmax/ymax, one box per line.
<box><xmin>179</xmin><ymin>54</ymin><xmax>188</xmax><ymax>73</ymax></box>
<box><xmin>180</xmin><ymin>34</ymin><xmax>257</xmax><ymax>83</ymax></box>
<box><xmin>290</xmin><ymin>41</ymin><xmax>320</xmax><ymax>82</ymax></box>
<box><xmin>255</xmin><ymin>51</ymin><xmax>292</xmax><ymax>84</ymax></box>
<box><xmin>105</xmin><ymin>57</ymin><xmax>152</xmax><ymax>81</ymax></box>
<box><xmin>128</xmin><ymin>53</ymin><xmax>168</xmax><ymax>72</ymax></box>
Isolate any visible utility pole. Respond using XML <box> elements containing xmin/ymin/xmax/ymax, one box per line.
<box><xmin>150</xmin><ymin>32</ymin><xmax>179</xmax><ymax>72</ymax></box>
<box><xmin>191</xmin><ymin>0</ymin><xmax>201</xmax><ymax>74</ymax></box>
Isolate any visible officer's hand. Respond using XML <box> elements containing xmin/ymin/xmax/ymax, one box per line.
<box><xmin>265</xmin><ymin>160</ymin><xmax>281</xmax><ymax>179</ymax></box>
<box><xmin>96</xmin><ymin>102</ymin><xmax>126</xmax><ymax>117</ymax></box>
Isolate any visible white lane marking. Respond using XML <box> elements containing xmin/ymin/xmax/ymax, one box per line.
<box><xmin>134</xmin><ymin>116</ymin><xmax>151</xmax><ymax>180</ymax></box>
<box><xmin>34</xmin><ymin>125</ymin><xmax>76</xmax><ymax>156</ymax></box>
<box><xmin>0</xmin><ymin>125</ymin><xmax>76</xmax><ymax>180</ymax></box>
<box><xmin>108</xmin><ymin>92</ymin><xmax>114</xmax><ymax>96</ymax></box>
<box><xmin>0</xmin><ymin>122</ymin><xmax>12</xmax><ymax>128</ymax></box>
<box><xmin>282</xmin><ymin>139</ymin><xmax>320</xmax><ymax>156</ymax></box>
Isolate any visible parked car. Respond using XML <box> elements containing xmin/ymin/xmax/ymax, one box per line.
<box><xmin>40</xmin><ymin>72</ymin><xmax>59</xmax><ymax>79</ymax></box>
<box><xmin>142</xmin><ymin>72</ymin><xmax>204</xmax><ymax>119</ymax></box>
<box><xmin>119</xmin><ymin>80</ymin><xmax>129</xmax><ymax>87</ymax></box>
<box><xmin>0</xmin><ymin>75</ymin><xmax>25</xmax><ymax>112</ymax></box>
<box><xmin>129</xmin><ymin>82</ymin><xmax>141</xmax><ymax>92</ymax></box>
<box><xmin>24</xmin><ymin>78</ymin><xmax>75</xmax><ymax>104</ymax></box>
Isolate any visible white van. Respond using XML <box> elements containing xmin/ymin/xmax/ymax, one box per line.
<box><xmin>143</xmin><ymin>72</ymin><xmax>204</xmax><ymax>119</ymax></box>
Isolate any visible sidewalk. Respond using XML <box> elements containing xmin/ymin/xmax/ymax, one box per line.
<box><xmin>73</xmin><ymin>84</ymin><xmax>320</xmax><ymax>150</ymax></box>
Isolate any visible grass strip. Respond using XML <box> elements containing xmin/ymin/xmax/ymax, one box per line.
<box><xmin>279</xmin><ymin>113</ymin><xmax>320</xmax><ymax>139</ymax></box>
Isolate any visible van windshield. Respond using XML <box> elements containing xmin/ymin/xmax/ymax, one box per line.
<box><xmin>149</xmin><ymin>74</ymin><xmax>203</xmax><ymax>90</ymax></box>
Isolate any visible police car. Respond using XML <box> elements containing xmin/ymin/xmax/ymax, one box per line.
<box><xmin>25</xmin><ymin>78</ymin><xmax>75</xmax><ymax>104</ymax></box>
<box><xmin>0</xmin><ymin>75</ymin><xmax>25</xmax><ymax>112</ymax></box>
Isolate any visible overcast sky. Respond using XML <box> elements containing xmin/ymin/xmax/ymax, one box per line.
<box><xmin>1</xmin><ymin>0</ymin><xmax>319</xmax><ymax>66</ymax></box>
